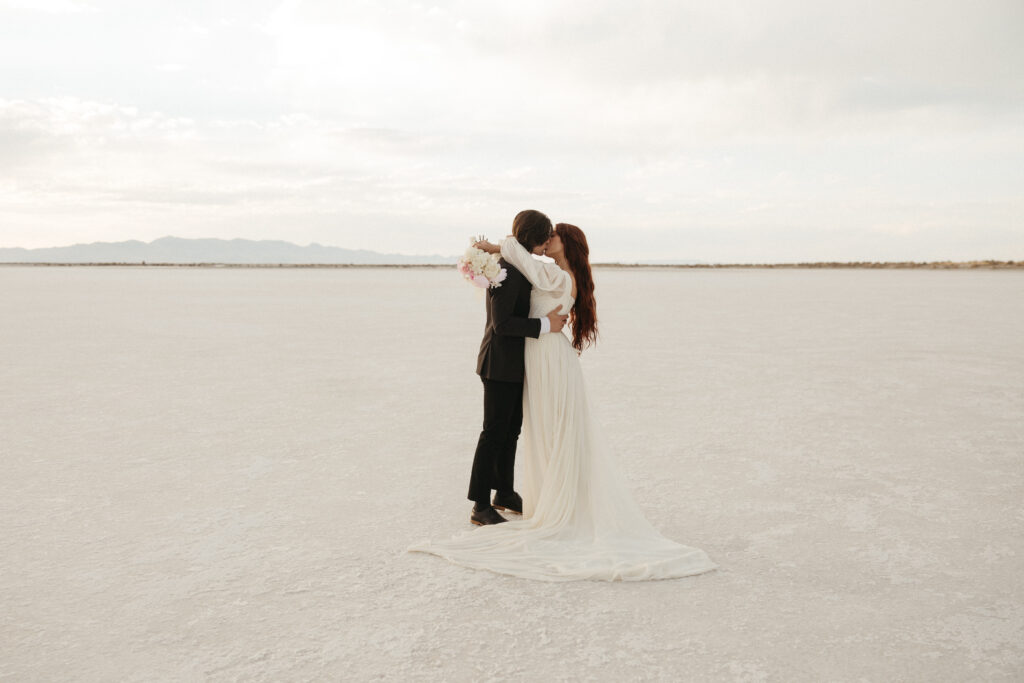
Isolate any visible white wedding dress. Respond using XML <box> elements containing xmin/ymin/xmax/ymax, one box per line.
<box><xmin>409</xmin><ymin>238</ymin><xmax>718</xmax><ymax>581</ymax></box>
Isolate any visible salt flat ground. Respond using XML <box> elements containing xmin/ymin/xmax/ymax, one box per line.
<box><xmin>1</xmin><ymin>266</ymin><xmax>1022</xmax><ymax>682</ymax></box>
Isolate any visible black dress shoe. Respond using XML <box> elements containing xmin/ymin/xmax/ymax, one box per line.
<box><xmin>470</xmin><ymin>505</ymin><xmax>508</xmax><ymax>526</ymax></box>
<box><xmin>492</xmin><ymin>490</ymin><xmax>523</xmax><ymax>515</ymax></box>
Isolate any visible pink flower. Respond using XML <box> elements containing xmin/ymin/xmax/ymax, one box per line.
<box><xmin>473</xmin><ymin>274</ymin><xmax>490</xmax><ymax>288</ymax></box>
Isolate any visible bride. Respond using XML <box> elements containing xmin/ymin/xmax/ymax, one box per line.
<box><xmin>409</xmin><ymin>223</ymin><xmax>718</xmax><ymax>581</ymax></box>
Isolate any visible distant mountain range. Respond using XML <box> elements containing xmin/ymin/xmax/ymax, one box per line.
<box><xmin>0</xmin><ymin>236</ymin><xmax>454</xmax><ymax>265</ymax></box>
<box><xmin>1</xmin><ymin>239</ymin><xmax>1014</xmax><ymax>267</ymax></box>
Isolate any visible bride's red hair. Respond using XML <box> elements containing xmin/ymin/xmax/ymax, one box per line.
<box><xmin>556</xmin><ymin>223</ymin><xmax>598</xmax><ymax>353</ymax></box>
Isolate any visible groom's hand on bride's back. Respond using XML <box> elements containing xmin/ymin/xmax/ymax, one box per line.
<box><xmin>547</xmin><ymin>305</ymin><xmax>568</xmax><ymax>333</ymax></box>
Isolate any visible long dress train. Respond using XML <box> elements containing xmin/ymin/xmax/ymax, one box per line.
<box><xmin>409</xmin><ymin>238</ymin><xmax>718</xmax><ymax>581</ymax></box>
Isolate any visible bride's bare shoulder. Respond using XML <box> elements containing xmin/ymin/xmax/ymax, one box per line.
<box><xmin>563</xmin><ymin>267</ymin><xmax>577</xmax><ymax>299</ymax></box>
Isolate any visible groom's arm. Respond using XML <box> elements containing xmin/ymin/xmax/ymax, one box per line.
<box><xmin>489</xmin><ymin>273</ymin><xmax>544</xmax><ymax>338</ymax></box>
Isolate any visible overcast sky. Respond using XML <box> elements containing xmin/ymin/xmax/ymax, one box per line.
<box><xmin>1</xmin><ymin>0</ymin><xmax>1022</xmax><ymax>261</ymax></box>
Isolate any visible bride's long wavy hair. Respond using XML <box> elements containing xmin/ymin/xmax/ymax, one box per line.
<box><xmin>556</xmin><ymin>223</ymin><xmax>598</xmax><ymax>353</ymax></box>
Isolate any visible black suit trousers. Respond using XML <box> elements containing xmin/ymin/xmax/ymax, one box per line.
<box><xmin>467</xmin><ymin>377</ymin><xmax>523</xmax><ymax>503</ymax></box>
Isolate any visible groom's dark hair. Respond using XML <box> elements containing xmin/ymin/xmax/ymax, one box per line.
<box><xmin>512</xmin><ymin>210</ymin><xmax>553</xmax><ymax>252</ymax></box>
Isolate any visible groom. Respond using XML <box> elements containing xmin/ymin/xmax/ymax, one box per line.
<box><xmin>468</xmin><ymin>209</ymin><xmax>568</xmax><ymax>526</ymax></box>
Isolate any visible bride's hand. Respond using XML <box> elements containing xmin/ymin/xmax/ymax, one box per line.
<box><xmin>474</xmin><ymin>239</ymin><xmax>499</xmax><ymax>254</ymax></box>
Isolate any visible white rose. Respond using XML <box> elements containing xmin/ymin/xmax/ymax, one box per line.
<box><xmin>483</xmin><ymin>261</ymin><xmax>500</xmax><ymax>278</ymax></box>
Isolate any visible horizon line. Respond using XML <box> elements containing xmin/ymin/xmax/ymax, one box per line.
<box><xmin>1</xmin><ymin>236</ymin><xmax>1021</xmax><ymax>266</ymax></box>
<box><xmin>2</xmin><ymin>260</ymin><xmax>1021</xmax><ymax>270</ymax></box>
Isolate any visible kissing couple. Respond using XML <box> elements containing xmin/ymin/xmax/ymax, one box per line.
<box><xmin>410</xmin><ymin>210</ymin><xmax>718</xmax><ymax>581</ymax></box>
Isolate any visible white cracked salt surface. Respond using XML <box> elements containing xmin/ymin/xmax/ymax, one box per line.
<box><xmin>1</xmin><ymin>265</ymin><xmax>1022</xmax><ymax>681</ymax></box>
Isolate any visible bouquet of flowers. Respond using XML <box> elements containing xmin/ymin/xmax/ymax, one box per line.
<box><xmin>457</xmin><ymin>237</ymin><xmax>507</xmax><ymax>289</ymax></box>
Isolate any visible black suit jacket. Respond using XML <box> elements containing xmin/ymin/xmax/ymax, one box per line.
<box><xmin>476</xmin><ymin>260</ymin><xmax>541</xmax><ymax>382</ymax></box>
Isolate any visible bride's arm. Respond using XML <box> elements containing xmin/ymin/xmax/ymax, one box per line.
<box><xmin>498</xmin><ymin>236</ymin><xmax>570</xmax><ymax>295</ymax></box>
<box><xmin>474</xmin><ymin>239</ymin><xmax>501</xmax><ymax>254</ymax></box>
